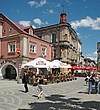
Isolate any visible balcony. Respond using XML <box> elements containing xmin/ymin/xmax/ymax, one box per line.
<box><xmin>59</xmin><ymin>41</ymin><xmax>70</xmax><ymax>48</ymax></box>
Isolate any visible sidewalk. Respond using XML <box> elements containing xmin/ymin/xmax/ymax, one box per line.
<box><xmin>0</xmin><ymin>77</ymin><xmax>100</xmax><ymax>110</ymax></box>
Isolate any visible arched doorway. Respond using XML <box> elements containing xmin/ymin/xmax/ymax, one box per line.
<box><xmin>5</xmin><ymin>65</ymin><xmax>17</xmax><ymax>79</ymax></box>
<box><xmin>0</xmin><ymin>63</ymin><xmax>18</xmax><ymax>80</ymax></box>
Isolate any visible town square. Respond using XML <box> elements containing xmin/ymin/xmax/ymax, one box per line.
<box><xmin>0</xmin><ymin>0</ymin><xmax>100</xmax><ymax>110</ymax></box>
<box><xmin>0</xmin><ymin>77</ymin><xmax>100</xmax><ymax>110</ymax></box>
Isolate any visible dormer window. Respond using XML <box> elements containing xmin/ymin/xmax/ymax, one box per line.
<box><xmin>29</xmin><ymin>29</ymin><xmax>33</xmax><ymax>35</ymax></box>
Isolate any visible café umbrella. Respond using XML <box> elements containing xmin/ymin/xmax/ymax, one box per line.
<box><xmin>72</xmin><ymin>66</ymin><xmax>83</xmax><ymax>70</ymax></box>
<box><xmin>21</xmin><ymin>57</ymin><xmax>50</xmax><ymax>68</ymax></box>
<box><xmin>49</xmin><ymin>60</ymin><xmax>61</xmax><ymax>68</ymax></box>
<box><xmin>84</xmin><ymin>66</ymin><xmax>95</xmax><ymax>70</ymax></box>
<box><xmin>49</xmin><ymin>60</ymin><xmax>70</xmax><ymax>68</ymax></box>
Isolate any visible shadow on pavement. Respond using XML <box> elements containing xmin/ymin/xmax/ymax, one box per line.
<box><xmin>19</xmin><ymin>90</ymin><xmax>26</xmax><ymax>93</ymax></box>
<box><xmin>32</xmin><ymin>94</ymin><xmax>38</xmax><ymax>97</ymax></box>
<box><xmin>78</xmin><ymin>86</ymin><xmax>100</xmax><ymax>94</ymax></box>
<box><xmin>18</xmin><ymin>94</ymin><xmax>100</xmax><ymax>110</ymax></box>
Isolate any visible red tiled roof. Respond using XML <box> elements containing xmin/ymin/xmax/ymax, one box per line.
<box><xmin>0</xmin><ymin>13</ymin><xmax>50</xmax><ymax>43</ymax></box>
<box><xmin>14</xmin><ymin>22</ymin><xmax>39</xmax><ymax>39</ymax></box>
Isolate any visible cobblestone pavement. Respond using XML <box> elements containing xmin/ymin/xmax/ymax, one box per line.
<box><xmin>0</xmin><ymin>77</ymin><xmax>100</xmax><ymax>110</ymax></box>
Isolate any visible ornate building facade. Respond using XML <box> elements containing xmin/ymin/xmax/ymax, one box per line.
<box><xmin>0</xmin><ymin>12</ymin><xmax>85</xmax><ymax>80</ymax></box>
<box><xmin>34</xmin><ymin>12</ymin><xmax>82</xmax><ymax>66</ymax></box>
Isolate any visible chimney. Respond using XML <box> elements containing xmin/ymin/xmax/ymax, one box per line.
<box><xmin>60</xmin><ymin>12</ymin><xmax>67</xmax><ymax>24</ymax></box>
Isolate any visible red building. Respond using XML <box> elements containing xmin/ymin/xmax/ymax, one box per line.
<box><xmin>0</xmin><ymin>13</ymin><xmax>53</xmax><ymax>80</ymax></box>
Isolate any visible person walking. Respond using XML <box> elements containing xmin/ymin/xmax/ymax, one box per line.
<box><xmin>37</xmin><ymin>76</ymin><xmax>44</xmax><ymax>99</ymax></box>
<box><xmin>94</xmin><ymin>73</ymin><xmax>100</xmax><ymax>94</ymax></box>
<box><xmin>22</xmin><ymin>71</ymin><xmax>29</xmax><ymax>93</ymax></box>
<box><xmin>88</xmin><ymin>73</ymin><xmax>94</xmax><ymax>94</ymax></box>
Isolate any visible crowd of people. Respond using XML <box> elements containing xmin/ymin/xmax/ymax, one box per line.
<box><xmin>21</xmin><ymin>69</ymin><xmax>74</xmax><ymax>99</ymax></box>
<box><xmin>21</xmin><ymin>69</ymin><xmax>100</xmax><ymax>100</ymax></box>
<box><xmin>85</xmin><ymin>71</ymin><xmax>100</xmax><ymax>94</ymax></box>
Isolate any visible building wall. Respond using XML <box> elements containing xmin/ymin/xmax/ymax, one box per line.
<box><xmin>0</xmin><ymin>40</ymin><xmax>1</xmax><ymax>58</ymax></box>
<box><xmin>1</xmin><ymin>36</ymin><xmax>20</xmax><ymax>58</ymax></box>
<box><xmin>0</xmin><ymin>14</ymin><xmax>53</xmax><ymax>79</ymax></box>
<box><xmin>20</xmin><ymin>35</ymin><xmax>27</xmax><ymax>57</ymax></box>
<box><xmin>34</xmin><ymin>24</ymin><xmax>82</xmax><ymax>65</ymax></box>
<box><xmin>77</xmin><ymin>41</ymin><xmax>82</xmax><ymax>65</ymax></box>
<box><xmin>1</xmin><ymin>16</ymin><xmax>20</xmax><ymax>36</ymax></box>
<box><xmin>27</xmin><ymin>36</ymin><xmax>52</xmax><ymax>60</ymax></box>
<box><xmin>0</xmin><ymin>22</ymin><xmax>2</xmax><ymax>37</ymax></box>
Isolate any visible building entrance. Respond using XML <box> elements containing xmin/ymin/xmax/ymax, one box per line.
<box><xmin>0</xmin><ymin>64</ymin><xmax>17</xmax><ymax>80</ymax></box>
<box><xmin>5</xmin><ymin>65</ymin><xmax>17</xmax><ymax>79</ymax></box>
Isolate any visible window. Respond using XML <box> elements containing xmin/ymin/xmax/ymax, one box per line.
<box><xmin>29</xmin><ymin>29</ymin><xmax>33</xmax><ymax>35</ymax></box>
<box><xmin>54</xmin><ymin>49</ymin><xmax>57</xmax><ymax>58</ymax></box>
<box><xmin>8</xmin><ymin>42</ymin><xmax>16</xmax><ymax>53</ymax></box>
<box><xmin>9</xmin><ymin>28</ymin><xmax>12</xmax><ymax>32</ymax></box>
<box><xmin>63</xmin><ymin>50</ymin><xmax>66</xmax><ymax>57</ymax></box>
<box><xmin>67</xmin><ymin>49</ymin><xmax>70</xmax><ymax>59</ymax></box>
<box><xmin>41</xmin><ymin>46</ymin><xmax>46</xmax><ymax>57</ymax></box>
<box><xmin>3</xmin><ymin>30</ymin><xmax>6</xmax><ymax>33</ymax></box>
<box><xmin>30</xmin><ymin>42</ymin><xmax>36</xmax><ymax>53</ymax></box>
<box><xmin>63</xmin><ymin>34</ymin><xmax>68</xmax><ymax>40</ymax></box>
<box><xmin>52</xmin><ymin>33</ymin><xmax>57</xmax><ymax>43</ymax></box>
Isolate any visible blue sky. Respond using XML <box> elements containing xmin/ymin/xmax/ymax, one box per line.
<box><xmin>0</xmin><ymin>0</ymin><xmax>100</xmax><ymax>61</ymax></box>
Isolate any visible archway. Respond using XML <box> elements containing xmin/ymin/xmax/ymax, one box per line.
<box><xmin>0</xmin><ymin>63</ymin><xmax>18</xmax><ymax>80</ymax></box>
<box><xmin>5</xmin><ymin>65</ymin><xmax>16</xmax><ymax>79</ymax></box>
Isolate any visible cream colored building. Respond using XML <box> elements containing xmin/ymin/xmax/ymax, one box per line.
<box><xmin>34</xmin><ymin>12</ymin><xmax>82</xmax><ymax>66</ymax></box>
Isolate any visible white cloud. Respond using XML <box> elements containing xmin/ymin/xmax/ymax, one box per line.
<box><xmin>77</xmin><ymin>32</ymin><xmax>80</xmax><ymax>36</ymax></box>
<box><xmin>87</xmin><ymin>51</ymin><xmax>97</xmax><ymax>57</ymax></box>
<box><xmin>48</xmin><ymin>9</ymin><xmax>54</xmax><ymax>14</ymax></box>
<box><xmin>28</xmin><ymin>1</ymin><xmax>37</xmax><ymax>7</ymax></box>
<box><xmin>28</xmin><ymin>0</ymin><xmax>47</xmax><ymax>8</ymax></box>
<box><xmin>33</xmin><ymin>18</ymin><xmax>48</xmax><ymax>25</ymax></box>
<box><xmin>43</xmin><ymin>9</ymin><xmax>54</xmax><ymax>14</ymax></box>
<box><xmin>19</xmin><ymin>20</ymin><xmax>31</xmax><ymax>27</ymax></box>
<box><xmin>45</xmin><ymin>21</ymin><xmax>48</xmax><ymax>24</ymax></box>
<box><xmin>87</xmin><ymin>51</ymin><xmax>97</xmax><ymax>62</ymax></box>
<box><xmin>93</xmin><ymin>51</ymin><xmax>97</xmax><ymax>56</ymax></box>
<box><xmin>87</xmin><ymin>54</ymin><xmax>92</xmax><ymax>57</ymax></box>
<box><xmin>71</xmin><ymin>16</ymin><xmax>100</xmax><ymax>30</ymax></box>
<box><xmin>87</xmin><ymin>57</ymin><xmax>96</xmax><ymax>61</ymax></box>
<box><xmin>33</xmin><ymin>18</ymin><xmax>43</xmax><ymax>25</ymax></box>
<box><xmin>40</xmin><ymin>0</ymin><xmax>46</xmax><ymax>6</ymax></box>
<box><xmin>32</xmin><ymin>25</ymin><xmax>36</xmax><ymax>29</ymax></box>
<box><xmin>56</xmin><ymin>3</ymin><xmax>61</xmax><ymax>7</ymax></box>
